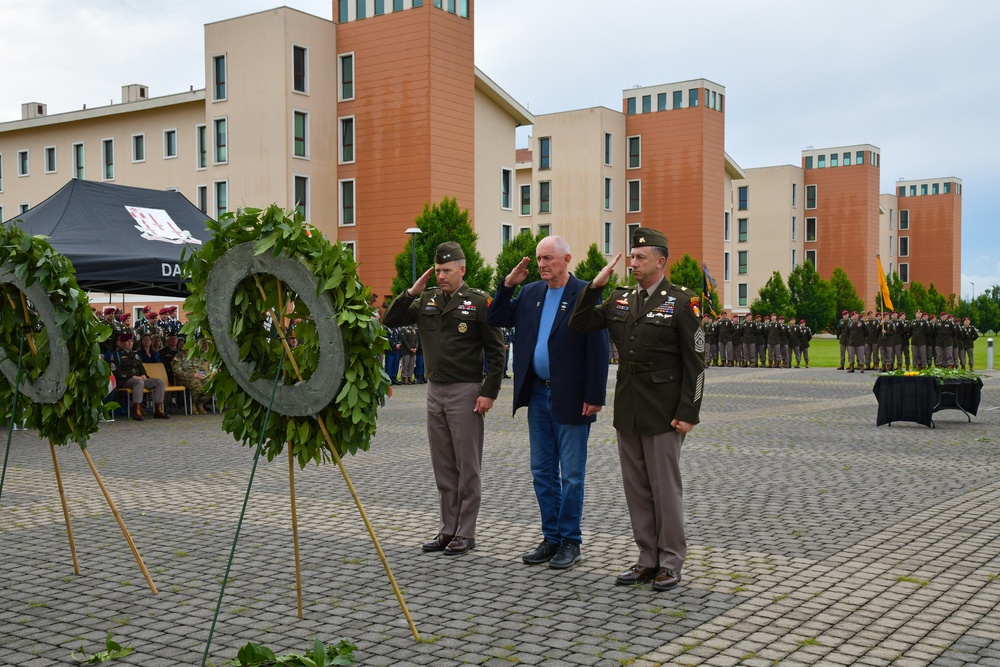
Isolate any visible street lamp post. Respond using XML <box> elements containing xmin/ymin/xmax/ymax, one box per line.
<box><xmin>405</xmin><ymin>227</ymin><xmax>422</xmax><ymax>283</ymax></box>
<box><xmin>971</xmin><ymin>282</ymin><xmax>975</xmax><ymax>301</ymax></box>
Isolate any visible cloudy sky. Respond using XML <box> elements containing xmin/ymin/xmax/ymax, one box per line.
<box><xmin>2</xmin><ymin>0</ymin><xmax>997</xmax><ymax>296</ymax></box>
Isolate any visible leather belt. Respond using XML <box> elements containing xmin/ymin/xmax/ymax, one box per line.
<box><xmin>621</xmin><ymin>360</ymin><xmax>678</xmax><ymax>374</ymax></box>
<box><xmin>537</xmin><ymin>378</ymin><xmax>552</xmax><ymax>388</ymax></box>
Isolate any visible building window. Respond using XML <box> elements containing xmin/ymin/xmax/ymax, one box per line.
<box><xmin>806</xmin><ymin>184</ymin><xmax>817</xmax><ymax>209</ymax></box>
<box><xmin>132</xmin><ymin>135</ymin><xmax>145</xmax><ymax>163</ymax></box>
<box><xmin>920</xmin><ymin>184</ymin><xmax>928</xmax><ymax>196</ymax></box>
<box><xmin>538</xmin><ymin>137</ymin><xmax>551</xmax><ymax>170</ymax></box>
<box><xmin>724</xmin><ymin>251</ymin><xmax>730</xmax><ymax>281</ymax></box>
<box><xmin>627</xmin><ymin>136</ymin><xmax>640</xmax><ymax>169</ymax></box>
<box><xmin>537</xmin><ymin>224</ymin><xmax>551</xmax><ymax>237</ymax></box>
<box><xmin>73</xmin><ymin>143</ymin><xmax>84</xmax><ymax>179</ymax></box>
<box><xmin>791</xmin><ymin>216</ymin><xmax>797</xmax><ymax>240</ymax></box>
<box><xmin>889</xmin><ymin>208</ymin><xmax>894</xmax><ymax>230</ymax></box>
<box><xmin>44</xmin><ymin>146</ymin><xmax>57</xmax><ymax>172</ymax></box>
<box><xmin>689</xmin><ymin>88</ymin><xmax>699</xmax><ymax>107</ymax></box>
<box><xmin>806</xmin><ymin>249</ymin><xmax>817</xmax><ymax>268</ymax></box>
<box><xmin>197</xmin><ymin>185</ymin><xmax>208</xmax><ymax>213</ymax></box>
<box><xmin>818</xmin><ymin>155</ymin><xmax>826</xmax><ymax>169</ymax></box>
<box><xmin>102</xmin><ymin>140</ymin><xmax>114</xmax><ymax>180</ymax></box>
<box><xmin>412</xmin><ymin>0</ymin><xmax>422</xmax><ymax>6</ymax></box>
<box><xmin>791</xmin><ymin>183</ymin><xmax>797</xmax><ymax>208</ymax></box>
<box><xmin>604</xmin><ymin>177</ymin><xmax>612</xmax><ymax>210</ymax></box>
<box><xmin>339</xmin><ymin>116</ymin><xmax>354</xmax><ymax>163</ymax></box>
<box><xmin>520</xmin><ymin>184</ymin><xmax>531</xmax><ymax>216</ymax></box>
<box><xmin>340</xmin><ymin>179</ymin><xmax>355</xmax><ymax>225</ymax></box>
<box><xmin>294</xmin><ymin>175</ymin><xmax>309</xmax><ymax>220</ymax></box>
<box><xmin>501</xmin><ymin>168</ymin><xmax>512</xmax><ymax>209</ymax></box>
<box><xmin>899</xmin><ymin>237</ymin><xmax>909</xmax><ymax>257</ymax></box>
<box><xmin>909</xmin><ymin>185</ymin><xmax>916</xmax><ymax>196</ymax></box>
<box><xmin>214</xmin><ymin>180</ymin><xmax>228</xmax><ymax>217</ymax></box>
<box><xmin>339</xmin><ymin>53</ymin><xmax>355</xmax><ymax>100</ymax></box>
<box><xmin>805</xmin><ymin>156</ymin><xmax>813</xmax><ymax>169</ymax></box>
<box><xmin>212</xmin><ymin>55</ymin><xmax>227</xmax><ymax>101</ymax></box>
<box><xmin>724</xmin><ymin>212</ymin><xmax>730</xmax><ymax>242</ymax></box>
<box><xmin>899</xmin><ymin>210</ymin><xmax>909</xmax><ymax>230</ymax></box>
<box><xmin>0</xmin><ymin>206</ymin><xmax>3</xmax><ymax>222</ymax></box>
<box><xmin>294</xmin><ymin>111</ymin><xmax>309</xmax><ymax>158</ymax></box>
<box><xmin>856</xmin><ymin>150</ymin><xmax>864</xmax><ymax>165</ymax></box>
<box><xmin>356</xmin><ymin>0</ymin><xmax>367</xmax><ymax>19</ymax></box>
<box><xmin>843</xmin><ymin>151</ymin><xmax>851</xmax><ymax>166</ymax></box>
<box><xmin>642</xmin><ymin>95</ymin><xmax>651</xmax><ymax>113</ymax></box>
<box><xmin>657</xmin><ymin>92</ymin><xmax>667</xmax><ymax>111</ymax></box>
<box><xmin>738</xmin><ymin>251</ymin><xmax>748</xmax><ymax>275</ymax></box>
<box><xmin>806</xmin><ymin>217</ymin><xmax>817</xmax><ymax>242</ymax></box>
<box><xmin>501</xmin><ymin>223</ymin><xmax>512</xmax><ymax>246</ymax></box>
<box><xmin>627</xmin><ymin>180</ymin><xmax>641</xmax><ymax>213</ymax></box>
<box><xmin>164</xmin><ymin>129</ymin><xmax>177</xmax><ymax>158</ymax></box>
<box><xmin>195</xmin><ymin>125</ymin><xmax>207</xmax><ymax>169</ymax></box>
<box><xmin>375</xmin><ymin>0</ymin><xmax>385</xmax><ymax>15</ymax></box>
<box><xmin>738</xmin><ymin>218</ymin><xmax>748</xmax><ymax>242</ymax></box>
<box><xmin>899</xmin><ymin>263</ymin><xmax>909</xmax><ymax>283</ymax></box>
<box><xmin>343</xmin><ymin>241</ymin><xmax>356</xmax><ymax>261</ymax></box>
<box><xmin>626</xmin><ymin>97</ymin><xmax>636</xmax><ymax>115</ymax></box>
<box><xmin>18</xmin><ymin>150</ymin><xmax>29</xmax><ymax>176</ymax></box>
<box><xmin>932</xmin><ymin>183</ymin><xmax>939</xmax><ymax>195</ymax></box>
<box><xmin>604</xmin><ymin>222</ymin><xmax>613</xmax><ymax>254</ymax></box>
<box><xmin>738</xmin><ymin>186</ymin><xmax>749</xmax><ymax>210</ymax></box>
<box><xmin>214</xmin><ymin>118</ymin><xmax>228</xmax><ymax>163</ymax></box>
<box><xmin>457</xmin><ymin>0</ymin><xmax>468</xmax><ymax>16</ymax></box>
<box><xmin>830</xmin><ymin>153</ymin><xmax>838</xmax><ymax>167</ymax></box>
<box><xmin>293</xmin><ymin>45</ymin><xmax>308</xmax><ymax>93</ymax></box>
<box><xmin>791</xmin><ymin>248</ymin><xmax>797</xmax><ymax>269</ymax></box>
<box><xmin>738</xmin><ymin>283</ymin><xmax>748</xmax><ymax>307</ymax></box>
<box><xmin>604</xmin><ymin>133</ymin><xmax>612</xmax><ymax>166</ymax></box>
<box><xmin>673</xmin><ymin>90</ymin><xmax>682</xmax><ymax>109</ymax></box>
<box><xmin>338</xmin><ymin>0</ymin><xmax>349</xmax><ymax>21</ymax></box>
<box><xmin>20</xmin><ymin>203</ymin><xmax>30</xmax><ymax>215</ymax></box>
<box><xmin>538</xmin><ymin>181</ymin><xmax>551</xmax><ymax>213</ymax></box>
<box><xmin>944</xmin><ymin>182</ymin><xmax>951</xmax><ymax>194</ymax></box>
<box><xmin>627</xmin><ymin>223</ymin><xmax>640</xmax><ymax>252</ymax></box>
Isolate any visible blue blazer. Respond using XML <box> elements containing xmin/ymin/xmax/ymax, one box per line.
<box><xmin>488</xmin><ymin>275</ymin><xmax>609</xmax><ymax>424</ymax></box>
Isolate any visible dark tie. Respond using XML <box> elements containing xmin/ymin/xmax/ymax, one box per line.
<box><xmin>638</xmin><ymin>289</ymin><xmax>648</xmax><ymax>310</ymax></box>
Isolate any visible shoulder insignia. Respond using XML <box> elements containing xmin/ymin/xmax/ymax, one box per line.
<box><xmin>689</xmin><ymin>296</ymin><xmax>701</xmax><ymax>319</ymax></box>
<box><xmin>671</xmin><ymin>284</ymin><xmax>696</xmax><ymax>297</ymax></box>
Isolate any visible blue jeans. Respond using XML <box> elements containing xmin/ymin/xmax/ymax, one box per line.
<box><xmin>528</xmin><ymin>384</ymin><xmax>590</xmax><ymax>545</ymax></box>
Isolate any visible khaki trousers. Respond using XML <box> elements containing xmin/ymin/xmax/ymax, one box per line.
<box><xmin>426</xmin><ymin>381</ymin><xmax>484</xmax><ymax>539</ymax></box>
<box><xmin>616</xmin><ymin>429</ymin><xmax>686</xmax><ymax>572</ymax></box>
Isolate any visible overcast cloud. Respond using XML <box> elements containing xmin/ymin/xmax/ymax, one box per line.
<box><xmin>2</xmin><ymin>0</ymin><xmax>996</xmax><ymax>295</ymax></box>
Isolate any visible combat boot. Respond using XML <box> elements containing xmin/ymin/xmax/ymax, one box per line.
<box><xmin>131</xmin><ymin>404</ymin><xmax>144</xmax><ymax>421</ymax></box>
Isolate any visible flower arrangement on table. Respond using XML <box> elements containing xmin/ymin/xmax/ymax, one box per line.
<box><xmin>879</xmin><ymin>367</ymin><xmax>984</xmax><ymax>382</ymax></box>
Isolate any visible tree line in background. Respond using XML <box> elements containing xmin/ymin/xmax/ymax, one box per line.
<box><xmin>390</xmin><ymin>198</ymin><xmax>999</xmax><ymax>334</ymax></box>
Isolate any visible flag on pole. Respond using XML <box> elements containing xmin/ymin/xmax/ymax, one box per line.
<box><xmin>876</xmin><ymin>254</ymin><xmax>894</xmax><ymax>311</ymax></box>
<box><xmin>701</xmin><ymin>263</ymin><xmax>718</xmax><ymax>318</ymax></box>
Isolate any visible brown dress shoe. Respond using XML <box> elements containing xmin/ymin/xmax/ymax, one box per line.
<box><xmin>421</xmin><ymin>533</ymin><xmax>454</xmax><ymax>552</ymax></box>
<box><xmin>651</xmin><ymin>567</ymin><xmax>682</xmax><ymax>591</ymax></box>
<box><xmin>443</xmin><ymin>536</ymin><xmax>476</xmax><ymax>555</ymax></box>
<box><xmin>615</xmin><ymin>564</ymin><xmax>659</xmax><ymax>586</ymax></box>
<box><xmin>154</xmin><ymin>405</ymin><xmax>170</xmax><ymax>419</ymax></box>
<box><xmin>131</xmin><ymin>405</ymin><xmax>144</xmax><ymax>421</ymax></box>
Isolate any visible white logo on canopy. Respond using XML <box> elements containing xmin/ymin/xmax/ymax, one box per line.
<box><xmin>126</xmin><ymin>206</ymin><xmax>202</xmax><ymax>245</ymax></box>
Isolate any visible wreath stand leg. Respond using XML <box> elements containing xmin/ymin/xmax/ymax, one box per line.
<box><xmin>50</xmin><ymin>440</ymin><xmax>80</xmax><ymax>575</ymax></box>
<box><xmin>288</xmin><ymin>443</ymin><xmax>304</xmax><ymax>619</ymax></box>
<box><xmin>80</xmin><ymin>447</ymin><xmax>157</xmax><ymax>594</ymax></box>
<box><xmin>0</xmin><ymin>332</ymin><xmax>27</xmax><ymax>501</ymax></box>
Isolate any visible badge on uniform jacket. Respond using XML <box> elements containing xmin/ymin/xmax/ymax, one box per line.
<box><xmin>458</xmin><ymin>322</ymin><xmax>468</xmax><ymax>333</ymax></box>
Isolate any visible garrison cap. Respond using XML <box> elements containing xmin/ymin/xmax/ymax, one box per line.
<box><xmin>630</xmin><ymin>227</ymin><xmax>668</xmax><ymax>252</ymax></box>
<box><xmin>435</xmin><ymin>241</ymin><xmax>465</xmax><ymax>263</ymax></box>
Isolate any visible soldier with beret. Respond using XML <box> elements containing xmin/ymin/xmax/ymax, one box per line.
<box><xmin>836</xmin><ymin>310</ymin><xmax>850</xmax><ymax>370</ymax></box>
<box><xmin>717</xmin><ymin>311</ymin><xmax>734</xmax><ymax>367</ymax></box>
<box><xmin>935</xmin><ymin>312</ymin><xmax>956</xmax><ymax>369</ymax></box>
<box><xmin>743</xmin><ymin>314</ymin><xmax>756</xmax><ymax>367</ymax></box>
<box><xmin>797</xmin><ymin>319</ymin><xmax>812</xmax><ymax>368</ymax></box>
<box><xmin>569</xmin><ymin>227</ymin><xmax>704</xmax><ymax>592</ymax></box>
<box><xmin>383</xmin><ymin>241</ymin><xmax>506</xmax><ymax>556</ymax></box>
<box><xmin>107</xmin><ymin>332</ymin><xmax>169</xmax><ymax>421</ymax></box>
<box><xmin>754</xmin><ymin>313</ymin><xmax>767</xmax><ymax>367</ymax></box>
<box><xmin>847</xmin><ymin>311</ymin><xmax>866</xmax><ymax>372</ymax></box>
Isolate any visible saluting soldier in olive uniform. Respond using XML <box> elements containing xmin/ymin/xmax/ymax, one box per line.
<box><xmin>570</xmin><ymin>228</ymin><xmax>703</xmax><ymax>592</ymax></box>
<box><xmin>754</xmin><ymin>313</ymin><xmax>767</xmax><ymax>367</ymax></box>
<box><xmin>778</xmin><ymin>316</ymin><xmax>791</xmax><ymax>368</ymax></box>
<box><xmin>383</xmin><ymin>241</ymin><xmax>506</xmax><ymax>556</ymax></box>
<box><xmin>797</xmin><ymin>319</ymin><xmax>812</xmax><ymax>368</ymax></box>
<box><xmin>766</xmin><ymin>313</ymin><xmax>782</xmax><ymax>367</ymax></box>
<box><xmin>934</xmin><ymin>312</ymin><xmax>956</xmax><ymax>368</ymax></box>
<box><xmin>788</xmin><ymin>318</ymin><xmax>801</xmax><ymax>367</ymax></box>
<box><xmin>899</xmin><ymin>311</ymin><xmax>912</xmax><ymax>369</ymax></box>
<box><xmin>910</xmin><ymin>310</ymin><xmax>927</xmax><ymax>369</ymax></box>
<box><xmin>961</xmin><ymin>317</ymin><xmax>979</xmax><ymax>369</ymax></box>
<box><xmin>717</xmin><ymin>312</ymin><xmax>734</xmax><ymax>367</ymax></box>
<box><xmin>732</xmin><ymin>312</ymin><xmax>745</xmax><ymax>367</ymax></box>
<box><xmin>701</xmin><ymin>315</ymin><xmax>715</xmax><ymax>367</ymax></box>
<box><xmin>879</xmin><ymin>313</ymin><xmax>895</xmax><ymax>371</ymax></box>
<box><xmin>836</xmin><ymin>310</ymin><xmax>850</xmax><ymax>370</ymax></box>
<box><xmin>847</xmin><ymin>311</ymin><xmax>867</xmax><ymax>372</ymax></box>
<box><xmin>742</xmin><ymin>314</ymin><xmax>755</xmax><ymax>367</ymax></box>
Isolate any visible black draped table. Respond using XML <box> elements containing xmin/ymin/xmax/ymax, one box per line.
<box><xmin>873</xmin><ymin>375</ymin><xmax>983</xmax><ymax>428</ymax></box>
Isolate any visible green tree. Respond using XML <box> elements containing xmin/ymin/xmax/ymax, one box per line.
<box><xmin>669</xmin><ymin>254</ymin><xmax>719</xmax><ymax>315</ymax></box>
<box><xmin>925</xmin><ymin>282</ymin><xmax>947</xmax><ymax>317</ymax></box>
<box><xmin>973</xmin><ymin>286</ymin><xmax>1000</xmax><ymax>333</ymax></box>
<box><xmin>390</xmin><ymin>197</ymin><xmax>493</xmax><ymax>295</ymax></box>
<box><xmin>573</xmin><ymin>243</ymin><xmax>620</xmax><ymax>299</ymax></box>
<box><xmin>830</xmin><ymin>267</ymin><xmax>864</xmax><ymax>318</ymax></box>
<box><xmin>876</xmin><ymin>271</ymin><xmax>915</xmax><ymax>316</ymax></box>
<box><xmin>908</xmin><ymin>280</ymin><xmax>929</xmax><ymax>314</ymax></box>
<box><xmin>750</xmin><ymin>271</ymin><xmax>793</xmax><ymax>320</ymax></box>
<box><xmin>787</xmin><ymin>260</ymin><xmax>837</xmax><ymax>331</ymax></box>
<box><xmin>492</xmin><ymin>230</ymin><xmax>544</xmax><ymax>295</ymax></box>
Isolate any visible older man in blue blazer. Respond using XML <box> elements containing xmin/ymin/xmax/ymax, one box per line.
<box><xmin>489</xmin><ymin>236</ymin><xmax>610</xmax><ymax>570</ymax></box>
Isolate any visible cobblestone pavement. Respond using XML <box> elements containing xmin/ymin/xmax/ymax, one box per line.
<box><xmin>1</xmin><ymin>367</ymin><xmax>998</xmax><ymax>666</ymax></box>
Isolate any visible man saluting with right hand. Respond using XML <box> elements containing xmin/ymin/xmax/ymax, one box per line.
<box><xmin>569</xmin><ymin>227</ymin><xmax>704</xmax><ymax>592</ymax></box>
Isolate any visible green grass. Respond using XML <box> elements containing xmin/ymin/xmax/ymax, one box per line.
<box><xmin>791</xmin><ymin>336</ymin><xmax>994</xmax><ymax>368</ymax></box>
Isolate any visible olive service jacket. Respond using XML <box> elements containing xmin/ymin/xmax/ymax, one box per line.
<box><xmin>488</xmin><ymin>276</ymin><xmax>609</xmax><ymax>425</ymax></box>
<box><xmin>383</xmin><ymin>281</ymin><xmax>505</xmax><ymax>399</ymax></box>
<box><xmin>569</xmin><ymin>279</ymin><xmax>704</xmax><ymax>436</ymax></box>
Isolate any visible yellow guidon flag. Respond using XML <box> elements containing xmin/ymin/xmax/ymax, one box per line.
<box><xmin>876</xmin><ymin>254</ymin><xmax>894</xmax><ymax>311</ymax></box>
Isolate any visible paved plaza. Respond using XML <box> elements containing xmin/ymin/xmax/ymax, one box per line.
<box><xmin>1</xmin><ymin>367</ymin><xmax>999</xmax><ymax>666</ymax></box>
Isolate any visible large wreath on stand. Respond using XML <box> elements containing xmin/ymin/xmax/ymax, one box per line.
<box><xmin>180</xmin><ymin>205</ymin><xmax>390</xmax><ymax>465</ymax></box>
<box><xmin>0</xmin><ymin>224</ymin><xmax>111</xmax><ymax>446</ymax></box>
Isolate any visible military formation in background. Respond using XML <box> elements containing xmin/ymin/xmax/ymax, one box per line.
<box><xmin>835</xmin><ymin>309</ymin><xmax>978</xmax><ymax>373</ymax></box>
<box><xmin>702</xmin><ymin>312</ymin><xmax>813</xmax><ymax>368</ymax></box>
<box><xmin>95</xmin><ymin>304</ymin><xmax>183</xmax><ymax>354</ymax></box>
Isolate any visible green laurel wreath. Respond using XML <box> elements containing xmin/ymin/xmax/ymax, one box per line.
<box><xmin>181</xmin><ymin>205</ymin><xmax>390</xmax><ymax>467</ymax></box>
<box><xmin>0</xmin><ymin>224</ymin><xmax>111</xmax><ymax>447</ymax></box>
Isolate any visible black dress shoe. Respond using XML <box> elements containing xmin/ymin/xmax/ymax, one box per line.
<box><xmin>522</xmin><ymin>539</ymin><xmax>560</xmax><ymax>565</ymax></box>
<box><xmin>548</xmin><ymin>541</ymin><xmax>581</xmax><ymax>570</ymax></box>
<box><xmin>615</xmin><ymin>564</ymin><xmax>659</xmax><ymax>586</ymax></box>
<box><xmin>651</xmin><ymin>568</ymin><xmax>682</xmax><ymax>591</ymax></box>
<box><xmin>443</xmin><ymin>536</ymin><xmax>476</xmax><ymax>555</ymax></box>
<box><xmin>421</xmin><ymin>533</ymin><xmax>454</xmax><ymax>552</ymax></box>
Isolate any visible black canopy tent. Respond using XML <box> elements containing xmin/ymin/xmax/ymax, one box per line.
<box><xmin>2</xmin><ymin>179</ymin><xmax>213</xmax><ymax>296</ymax></box>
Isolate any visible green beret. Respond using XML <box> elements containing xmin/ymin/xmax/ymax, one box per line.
<box><xmin>435</xmin><ymin>241</ymin><xmax>465</xmax><ymax>263</ymax></box>
<box><xmin>631</xmin><ymin>227</ymin><xmax>668</xmax><ymax>252</ymax></box>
